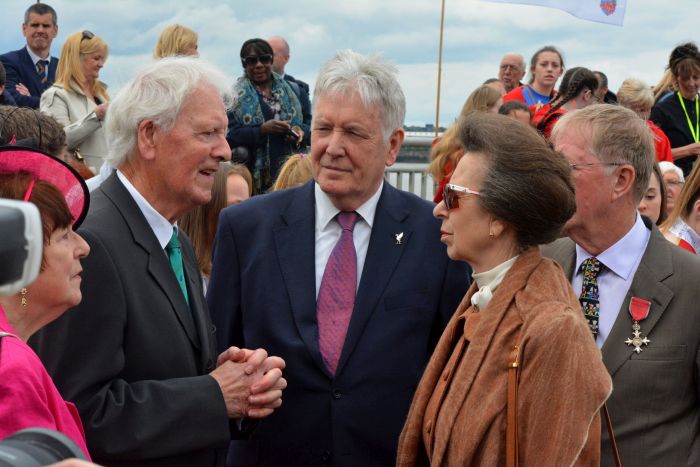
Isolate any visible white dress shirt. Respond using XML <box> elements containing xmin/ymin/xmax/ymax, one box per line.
<box><xmin>572</xmin><ymin>214</ymin><xmax>650</xmax><ymax>348</ymax></box>
<box><xmin>314</xmin><ymin>182</ymin><xmax>383</xmax><ymax>297</ymax></box>
<box><xmin>117</xmin><ymin>170</ymin><xmax>175</xmax><ymax>249</ymax></box>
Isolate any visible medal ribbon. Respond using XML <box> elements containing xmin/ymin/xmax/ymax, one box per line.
<box><xmin>677</xmin><ymin>92</ymin><xmax>699</xmax><ymax>143</ymax></box>
<box><xmin>629</xmin><ymin>296</ymin><xmax>651</xmax><ymax>322</ymax></box>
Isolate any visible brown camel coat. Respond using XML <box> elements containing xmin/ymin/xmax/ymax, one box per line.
<box><xmin>396</xmin><ymin>248</ymin><xmax>612</xmax><ymax>467</ymax></box>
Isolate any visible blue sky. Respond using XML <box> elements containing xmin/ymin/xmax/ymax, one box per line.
<box><xmin>1</xmin><ymin>0</ymin><xmax>696</xmax><ymax>125</ymax></box>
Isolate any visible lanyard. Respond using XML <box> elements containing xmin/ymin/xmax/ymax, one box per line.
<box><xmin>677</xmin><ymin>92</ymin><xmax>699</xmax><ymax>143</ymax></box>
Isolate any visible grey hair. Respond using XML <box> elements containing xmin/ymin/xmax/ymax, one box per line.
<box><xmin>24</xmin><ymin>3</ymin><xmax>57</xmax><ymax>25</ymax></box>
<box><xmin>105</xmin><ymin>57</ymin><xmax>234</xmax><ymax>167</ymax></box>
<box><xmin>552</xmin><ymin>104</ymin><xmax>654</xmax><ymax>204</ymax></box>
<box><xmin>313</xmin><ymin>49</ymin><xmax>405</xmax><ymax>140</ymax></box>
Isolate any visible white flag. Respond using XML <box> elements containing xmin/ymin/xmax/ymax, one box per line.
<box><xmin>482</xmin><ymin>0</ymin><xmax>627</xmax><ymax>26</ymax></box>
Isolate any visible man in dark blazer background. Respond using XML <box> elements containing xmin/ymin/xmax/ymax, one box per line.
<box><xmin>30</xmin><ymin>57</ymin><xmax>286</xmax><ymax>467</ymax></box>
<box><xmin>0</xmin><ymin>3</ymin><xmax>59</xmax><ymax>109</ymax></box>
<box><xmin>542</xmin><ymin>104</ymin><xmax>700</xmax><ymax>467</ymax></box>
<box><xmin>268</xmin><ymin>35</ymin><xmax>312</xmax><ymax>147</ymax></box>
<box><xmin>207</xmin><ymin>50</ymin><xmax>470</xmax><ymax>467</ymax></box>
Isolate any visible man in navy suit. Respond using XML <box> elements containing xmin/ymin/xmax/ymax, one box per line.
<box><xmin>268</xmin><ymin>36</ymin><xmax>312</xmax><ymax>147</ymax></box>
<box><xmin>207</xmin><ymin>50</ymin><xmax>470</xmax><ymax>467</ymax></box>
<box><xmin>0</xmin><ymin>3</ymin><xmax>59</xmax><ymax>108</ymax></box>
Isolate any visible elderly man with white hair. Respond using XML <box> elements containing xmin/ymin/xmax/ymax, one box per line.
<box><xmin>31</xmin><ymin>57</ymin><xmax>286</xmax><ymax>467</ymax></box>
<box><xmin>207</xmin><ymin>50</ymin><xmax>469</xmax><ymax>466</ymax></box>
<box><xmin>498</xmin><ymin>52</ymin><xmax>526</xmax><ymax>93</ymax></box>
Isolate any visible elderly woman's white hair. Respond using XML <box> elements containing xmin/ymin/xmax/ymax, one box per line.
<box><xmin>313</xmin><ymin>49</ymin><xmax>405</xmax><ymax>141</ymax></box>
<box><xmin>659</xmin><ymin>161</ymin><xmax>685</xmax><ymax>183</ymax></box>
<box><xmin>105</xmin><ymin>57</ymin><xmax>234</xmax><ymax>167</ymax></box>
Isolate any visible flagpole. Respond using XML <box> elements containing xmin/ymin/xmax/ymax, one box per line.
<box><xmin>435</xmin><ymin>0</ymin><xmax>446</xmax><ymax>138</ymax></box>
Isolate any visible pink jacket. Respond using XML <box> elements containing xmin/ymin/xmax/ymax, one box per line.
<box><xmin>0</xmin><ymin>306</ymin><xmax>90</xmax><ymax>459</ymax></box>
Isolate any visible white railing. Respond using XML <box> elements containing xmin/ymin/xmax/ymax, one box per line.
<box><xmin>385</xmin><ymin>132</ymin><xmax>437</xmax><ymax>201</ymax></box>
<box><xmin>385</xmin><ymin>162</ymin><xmax>435</xmax><ymax>201</ymax></box>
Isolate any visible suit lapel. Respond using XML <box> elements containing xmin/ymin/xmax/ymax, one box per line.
<box><xmin>100</xmin><ymin>174</ymin><xmax>199</xmax><ymax>349</ymax></box>
<box><xmin>274</xmin><ymin>183</ymin><xmax>326</xmax><ymax>373</ymax></box>
<box><xmin>601</xmin><ymin>225</ymin><xmax>674</xmax><ymax>377</ymax></box>
<box><xmin>336</xmin><ymin>184</ymin><xmax>412</xmax><ymax>375</ymax></box>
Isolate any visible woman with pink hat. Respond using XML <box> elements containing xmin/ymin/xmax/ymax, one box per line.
<box><xmin>0</xmin><ymin>145</ymin><xmax>91</xmax><ymax>460</ymax></box>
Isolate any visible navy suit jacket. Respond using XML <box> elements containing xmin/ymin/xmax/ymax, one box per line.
<box><xmin>0</xmin><ymin>47</ymin><xmax>58</xmax><ymax>108</ymax></box>
<box><xmin>207</xmin><ymin>181</ymin><xmax>470</xmax><ymax>467</ymax></box>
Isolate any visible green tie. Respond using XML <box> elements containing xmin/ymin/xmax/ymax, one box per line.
<box><xmin>165</xmin><ymin>227</ymin><xmax>190</xmax><ymax>306</ymax></box>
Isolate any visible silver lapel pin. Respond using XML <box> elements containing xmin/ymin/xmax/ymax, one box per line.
<box><xmin>394</xmin><ymin>232</ymin><xmax>404</xmax><ymax>245</ymax></box>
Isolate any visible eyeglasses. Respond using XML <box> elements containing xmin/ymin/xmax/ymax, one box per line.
<box><xmin>666</xmin><ymin>180</ymin><xmax>685</xmax><ymax>187</ymax></box>
<box><xmin>81</xmin><ymin>30</ymin><xmax>95</xmax><ymax>41</ymax></box>
<box><xmin>569</xmin><ymin>162</ymin><xmax>625</xmax><ymax>171</ymax></box>
<box><xmin>242</xmin><ymin>54</ymin><xmax>273</xmax><ymax>67</ymax></box>
<box><xmin>443</xmin><ymin>183</ymin><xmax>480</xmax><ymax>210</ymax></box>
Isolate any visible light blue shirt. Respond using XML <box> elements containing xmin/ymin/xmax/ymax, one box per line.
<box><xmin>116</xmin><ymin>170</ymin><xmax>175</xmax><ymax>250</ymax></box>
<box><xmin>572</xmin><ymin>214</ymin><xmax>650</xmax><ymax>348</ymax></box>
<box><xmin>314</xmin><ymin>182</ymin><xmax>383</xmax><ymax>297</ymax></box>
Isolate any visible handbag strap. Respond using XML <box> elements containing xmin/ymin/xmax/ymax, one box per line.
<box><xmin>602</xmin><ymin>403</ymin><xmax>622</xmax><ymax>467</ymax></box>
<box><xmin>506</xmin><ymin>344</ymin><xmax>520</xmax><ymax>467</ymax></box>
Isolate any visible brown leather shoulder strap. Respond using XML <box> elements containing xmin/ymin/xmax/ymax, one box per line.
<box><xmin>506</xmin><ymin>344</ymin><xmax>521</xmax><ymax>467</ymax></box>
<box><xmin>602</xmin><ymin>403</ymin><xmax>622</xmax><ymax>467</ymax></box>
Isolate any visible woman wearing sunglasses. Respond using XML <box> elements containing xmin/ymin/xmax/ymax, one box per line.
<box><xmin>40</xmin><ymin>31</ymin><xmax>109</xmax><ymax>174</ymax></box>
<box><xmin>227</xmin><ymin>38</ymin><xmax>305</xmax><ymax>193</ymax></box>
<box><xmin>397</xmin><ymin>112</ymin><xmax>611</xmax><ymax>466</ymax></box>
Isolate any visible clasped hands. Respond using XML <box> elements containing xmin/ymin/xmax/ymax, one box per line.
<box><xmin>209</xmin><ymin>347</ymin><xmax>286</xmax><ymax>419</ymax></box>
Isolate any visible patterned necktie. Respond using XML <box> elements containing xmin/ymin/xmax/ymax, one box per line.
<box><xmin>165</xmin><ymin>227</ymin><xmax>190</xmax><ymax>306</ymax></box>
<box><xmin>36</xmin><ymin>60</ymin><xmax>49</xmax><ymax>86</ymax></box>
<box><xmin>579</xmin><ymin>257</ymin><xmax>602</xmax><ymax>338</ymax></box>
<box><xmin>317</xmin><ymin>211</ymin><xmax>359</xmax><ymax>375</ymax></box>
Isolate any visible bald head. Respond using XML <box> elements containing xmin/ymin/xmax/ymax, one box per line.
<box><xmin>268</xmin><ymin>35</ymin><xmax>290</xmax><ymax>75</ymax></box>
<box><xmin>498</xmin><ymin>53</ymin><xmax>526</xmax><ymax>93</ymax></box>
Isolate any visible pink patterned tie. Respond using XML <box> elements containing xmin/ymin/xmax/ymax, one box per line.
<box><xmin>317</xmin><ymin>211</ymin><xmax>359</xmax><ymax>374</ymax></box>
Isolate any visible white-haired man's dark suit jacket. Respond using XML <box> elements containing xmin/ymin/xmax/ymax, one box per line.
<box><xmin>31</xmin><ymin>173</ymin><xmax>233</xmax><ymax>467</ymax></box>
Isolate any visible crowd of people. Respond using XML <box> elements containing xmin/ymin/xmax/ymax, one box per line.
<box><xmin>2</xmin><ymin>2</ymin><xmax>700</xmax><ymax>467</ymax></box>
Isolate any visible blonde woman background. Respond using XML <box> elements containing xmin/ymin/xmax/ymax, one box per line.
<box><xmin>153</xmin><ymin>24</ymin><xmax>199</xmax><ymax>58</ymax></box>
<box><xmin>40</xmin><ymin>31</ymin><xmax>109</xmax><ymax>173</ymax></box>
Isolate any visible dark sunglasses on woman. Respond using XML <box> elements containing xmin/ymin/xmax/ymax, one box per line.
<box><xmin>242</xmin><ymin>54</ymin><xmax>273</xmax><ymax>67</ymax></box>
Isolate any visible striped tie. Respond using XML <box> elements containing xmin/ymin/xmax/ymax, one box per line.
<box><xmin>36</xmin><ymin>60</ymin><xmax>49</xmax><ymax>86</ymax></box>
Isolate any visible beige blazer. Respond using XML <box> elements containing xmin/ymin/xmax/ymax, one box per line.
<box><xmin>40</xmin><ymin>83</ymin><xmax>108</xmax><ymax>171</ymax></box>
<box><xmin>397</xmin><ymin>247</ymin><xmax>612</xmax><ymax>467</ymax></box>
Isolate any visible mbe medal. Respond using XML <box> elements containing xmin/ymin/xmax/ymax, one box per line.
<box><xmin>625</xmin><ymin>296</ymin><xmax>651</xmax><ymax>353</ymax></box>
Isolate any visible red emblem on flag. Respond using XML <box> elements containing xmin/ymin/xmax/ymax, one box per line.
<box><xmin>600</xmin><ymin>1</ymin><xmax>617</xmax><ymax>16</ymax></box>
